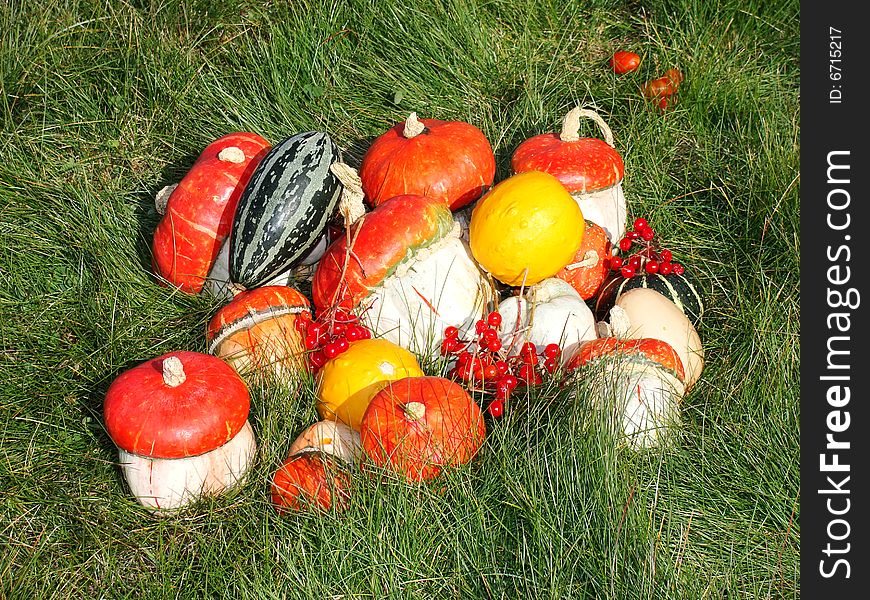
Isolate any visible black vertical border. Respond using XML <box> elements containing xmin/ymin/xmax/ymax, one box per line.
<box><xmin>801</xmin><ymin>2</ymin><xmax>869</xmax><ymax>596</ymax></box>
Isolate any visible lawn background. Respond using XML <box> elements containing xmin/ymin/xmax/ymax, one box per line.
<box><xmin>0</xmin><ymin>0</ymin><xmax>800</xmax><ymax>598</ymax></box>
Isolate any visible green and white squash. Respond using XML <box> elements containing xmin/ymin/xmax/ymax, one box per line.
<box><xmin>230</xmin><ymin>131</ymin><xmax>342</xmax><ymax>289</ymax></box>
<box><xmin>594</xmin><ymin>271</ymin><xmax>703</xmax><ymax>325</ymax></box>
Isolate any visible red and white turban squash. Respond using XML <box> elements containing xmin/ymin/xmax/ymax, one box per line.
<box><xmin>103</xmin><ymin>351</ymin><xmax>256</xmax><ymax>513</ymax></box>
<box><xmin>511</xmin><ymin>107</ymin><xmax>627</xmax><ymax>242</ymax></box>
<box><xmin>151</xmin><ymin>132</ymin><xmax>271</xmax><ymax>294</ymax></box>
<box><xmin>567</xmin><ymin>337</ymin><xmax>686</xmax><ymax>450</ymax></box>
<box><xmin>359</xmin><ymin>112</ymin><xmax>496</xmax><ymax>211</ymax></box>
<box><xmin>206</xmin><ymin>285</ymin><xmax>311</xmax><ymax>382</ymax></box>
<box><xmin>311</xmin><ymin>194</ymin><xmax>494</xmax><ymax>357</ymax></box>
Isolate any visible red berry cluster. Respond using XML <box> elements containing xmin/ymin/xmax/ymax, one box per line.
<box><xmin>297</xmin><ymin>309</ymin><xmax>371</xmax><ymax>371</ymax></box>
<box><xmin>607</xmin><ymin>217</ymin><xmax>685</xmax><ymax>279</ymax></box>
<box><xmin>441</xmin><ymin>311</ymin><xmax>562</xmax><ymax>418</ymax></box>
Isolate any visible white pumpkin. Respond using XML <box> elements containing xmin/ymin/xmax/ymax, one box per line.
<box><xmin>288</xmin><ymin>420</ymin><xmax>363</xmax><ymax>468</ymax></box>
<box><xmin>498</xmin><ymin>278</ymin><xmax>597</xmax><ymax>362</ymax></box>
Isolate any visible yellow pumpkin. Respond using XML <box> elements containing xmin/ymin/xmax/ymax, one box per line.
<box><xmin>316</xmin><ymin>338</ymin><xmax>424</xmax><ymax>431</ymax></box>
<box><xmin>469</xmin><ymin>171</ymin><xmax>584</xmax><ymax>286</ymax></box>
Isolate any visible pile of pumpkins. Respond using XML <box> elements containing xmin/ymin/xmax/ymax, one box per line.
<box><xmin>103</xmin><ymin>107</ymin><xmax>704</xmax><ymax>515</ymax></box>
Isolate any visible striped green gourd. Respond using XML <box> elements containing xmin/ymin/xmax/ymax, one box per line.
<box><xmin>230</xmin><ymin>131</ymin><xmax>341</xmax><ymax>289</ymax></box>
<box><xmin>594</xmin><ymin>271</ymin><xmax>703</xmax><ymax>325</ymax></box>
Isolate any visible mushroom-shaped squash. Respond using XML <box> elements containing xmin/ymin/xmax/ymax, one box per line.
<box><xmin>511</xmin><ymin>107</ymin><xmax>627</xmax><ymax>242</ymax></box>
<box><xmin>206</xmin><ymin>286</ymin><xmax>311</xmax><ymax>383</ymax></box>
<box><xmin>359</xmin><ymin>112</ymin><xmax>496</xmax><ymax>211</ymax></box>
<box><xmin>271</xmin><ymin>451</ymin><xmax>351</xmax><ymax>513</ymax></box>
<box><xmin>312</xmin><ymin>194</ymin><xmax>494</xmax><ymax>357</ymax></box>
<box><xmin>360</xmin><ymin>376</ymin><xmax>486</xmax><ymax>482</ymax></box>
<box><xmin>567</xmin><ymin>337</ymin><xmax>685</xmax><ymax>450</ymax></box>
<box><xmin>103</xmin><ymin>351</ymin><xmax>256</xmax><ymax>514</ymax></box>
<box><xmin>151</xmin><ymin>132</ymin><xmax>271</xmax><ymax>294</ymax></box>
<box><xmin>609</xmin><ymin>287</ymin><xmax>704</xmax><ymax>392</ymax></box>
<box><xmin>497</xmin><ymin>278</ymin><xmax>597</xmax><ymax>362</ymax></box>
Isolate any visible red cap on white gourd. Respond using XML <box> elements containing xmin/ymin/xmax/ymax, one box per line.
<box><xmin>103</xmin><ymin>351</ymin><xmax>251</xmax><ymax>458</ymax></box>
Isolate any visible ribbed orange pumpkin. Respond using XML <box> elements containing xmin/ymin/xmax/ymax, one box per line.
<box><xmin>359</xmin><ymin>112</ymin><xmax>495</xmax><ymax>211</ymax></box>
<box><xmin>554</xmin><ymin>220</ymin><xmax>612</xmax><ymax>300</ymax></box>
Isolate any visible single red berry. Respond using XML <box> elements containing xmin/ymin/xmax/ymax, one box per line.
<box><xmin>659</xmin><ymin>249</ymin><xmax>673</xmax><ymax>262</ymax></box>
<box><xmin>334</xmin><ymin>336</ymin><xmax>350</xmax><ymax>353</ymax></box>
<box><xmin>475</xmin><ymin>319</ymin><xmax>487</xmax><ymax>334</ymax></box>
<box><xmin>633</xmin><ymin>217</ymin><xmax>648</xmax><ymax>231</ymax></box>
<box><xmin>658</xmin><ymin>261</ymin><xmax>673</xmax><ymax>275</ymax></box>
<box><xmin>628</xmin><ymin>255</ymin><xmax>642</xmax><ymax>270</ymax></box>
<box><xmin>487</xmin><ymin>311</ymin><xmax>502</xmax><ymax>327</ymax></box>
<box><xmin>627</xmin><ymin>230</ymin><xmax>640</xmax><ymax>240</ymax></box>
<box><xmin>618</xmin><ymin>237</ymin><xmax>633</xmax><ymax>252</ymax></box>
<box><xmin>500</xmin><ymin>374</ymin><xmax>519</xmax><ymax>390</ymax></box>
<box><xmin>482</xmin><ymin>328</ymin><xmax>500</xmax><ymax>342</ymax></box>
<box><xmin>486</xmin><ymin>339</ymin><xmax>502</xmax><ymax>353</ymax></box>
<box><xmin>543</xmin><ymin>343</ymin><xmax>561</xmax><ymax>359</ymax></box>
<box><xmin>609</xmin><ymin>256</ymin><xmax>623</xmax><ymax>270</ymax></box>
<box><xmin>610</xmin><ymin>50</ymin><xmax>641</xmax><ymax>74</ymax></box>
<box><xmin>457</xmin><ymin>362</ymin><xmax>474</xmax><ymax>381</ymax></box>
<box><xmin>672</xmin><ymin>263</ymin><xmax>685</xmax><ymax>275</ymax></box>
<box><xmin>543</xmin><ymin>357</ymin><xmax>558</xmax><ymax>373</ymax></box>
<box><xmin>640</xmin><ymin>227</ymin><xmax>655</xmax><ymax>241</ymax></box>
<box><xmin>331</xmin><ymin>322</ymin><xmax>347</xmax><ymax>337</ymax></box>
<box><xmin>323</xmin><ymin>342</ymin><xmax>340</xmax><ymax>359</ymax></box>
<box><xmin>307</xmin><ymin>322</ymin><xmax>323</xmax><ymax>338</ymax></box>
<box><xmin>494</xmin><ymin>384</ymin><xmax>510</xmax><ymax>399</ymax></box>
<box><xmin>444</xmin><ymin>326</ymin><xmax>459</xmax><ymax>339</ymax></box>
<box><xmin>645</xmin><ymin>260</ymin><xmax>659</xmax><ymax>274</ymax></box>
<box><xmin>482</xmin><ymin>364</ymin><xmax>499</xmax><ymax>380</ymax></box>
<box><xmin>294</xmin><ymin>318</ymin><xmax>309</xmax><ymax>333</ymax></box>
<box><xmin>309</xmin><ymin>350</ymin><xmax>327</xmax><ymax>370</ymax></box>
<box><xmin>457</xmin><ymin>351</ymin><xmax>472</xmax><ymax>366</ymax></box>
<box><xmin>304</xmin><ymin>334</ymin><xmax>321</xmax><ymax>350</ymax></box>
<box><xmin>356</xmin><ymin>327</ymin><xmax>371</xmax><ymax>340</ymax></box>
<box><xmin>495</xmin><ymin>360</ymin><xmax>509</xmax><ymax>376</ymax></box>
<box><xmin>346</xmin><ymin>325</ymin><xmax>363</xmax><ymax>342</ymax></box>
<box><xmin>488</xmin><ymin>399</ymin><xmax>505</xmax><ymax>418</ymax></box>
<box><xmin>621</xmin><ymin>265</ymin><xmax>636</xmax><ymax>279</ymax></box>
<box><xmin>440</xmin><ymin>338</ymin><xmax>456</xmax><ymax>356</ymax></box>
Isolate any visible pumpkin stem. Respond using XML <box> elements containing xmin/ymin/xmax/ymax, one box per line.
<box><xmin>162</xmin><ymin>356</ymin><xmax>186</xmax><ymax>387</ymax></box>
<box><xmin>154</xmin><ymin>183</ymin><xmax>178</xmax><ymax>215</ymax></box>
<box><xmin>608</xmin><ymin>306</ymin><xmax>632</xmax><ymax>338</ymax></box>
<box><xmin>564</xmin><ymin>249</ymin><xmax>600</xmax><ymax>270</ymax></box>
<box><xmin>402</xmin><ymin>112</ymin><xmax>426</xmax><ymax>138</ymax></box>
<box><xmin>228</xmin><ymin>282</ymin><xmax>247</xmax><ymax>297</ymax></box>
<box><xmin>330</xmin><ymin>162</ymin><xmax>367</xmax><ymax>226</ymax></box>
<box><xmin>403</xmin><ymin>401</ymin><xmax>426</xmax><ymax>422</ymax></box>
<box><xmin>218</xmin><ymin>146</ymin><xmax>245</xmax><ymax>163</ymax></box>
<box><xmin>559</xmin><ymin>107</ymin><xmax>616</xmax><ymax>148</ymax></box>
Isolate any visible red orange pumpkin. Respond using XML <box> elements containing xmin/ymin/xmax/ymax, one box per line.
<box><xmin>360</xmin><ymin>376</ymin><xmax>486</xmax><ymax>482</ymax></box>
<box><xmin>271</xmin><ymin>452</ymin><xmax>351</xmax><ymax>513</ymax></box>
<box><xmin>359</xmin><ymin>112</ymin><xmax>495</xmax><ymax>211</ymax></box>
<box><xmin>206</xmin><ymin>285</ymin><xmax>311</xmax><ymax>381</ymax></box>
<box><xmin>554</xmin><ymin>220</ymin><xmax>612</xmax><ymax>300</ymax></box>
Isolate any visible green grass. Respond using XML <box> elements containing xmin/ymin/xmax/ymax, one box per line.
<box><xmin>1</xmin><ymin>0</ymin><xmax>799</xmax><ymax>598</ymax></box>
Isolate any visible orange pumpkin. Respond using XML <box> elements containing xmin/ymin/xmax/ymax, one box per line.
<box><xmin>554</xmin><ymin>220</ymin><xmax>612</xmax><ymax>300</ymax></box>
<box><xmin>360</xmin><ymin>376</ymin><xmax>486</xmax><ymax>482</ymax></box>
<box><xmin>359</xmin><ymin>113</ymin><xmax>496</xmax><ymax>211</ymax></box>
<box><xmin>271</xmin><ymin>452</ymin><xmax>351</xmax><ymax>513</ymax></box>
